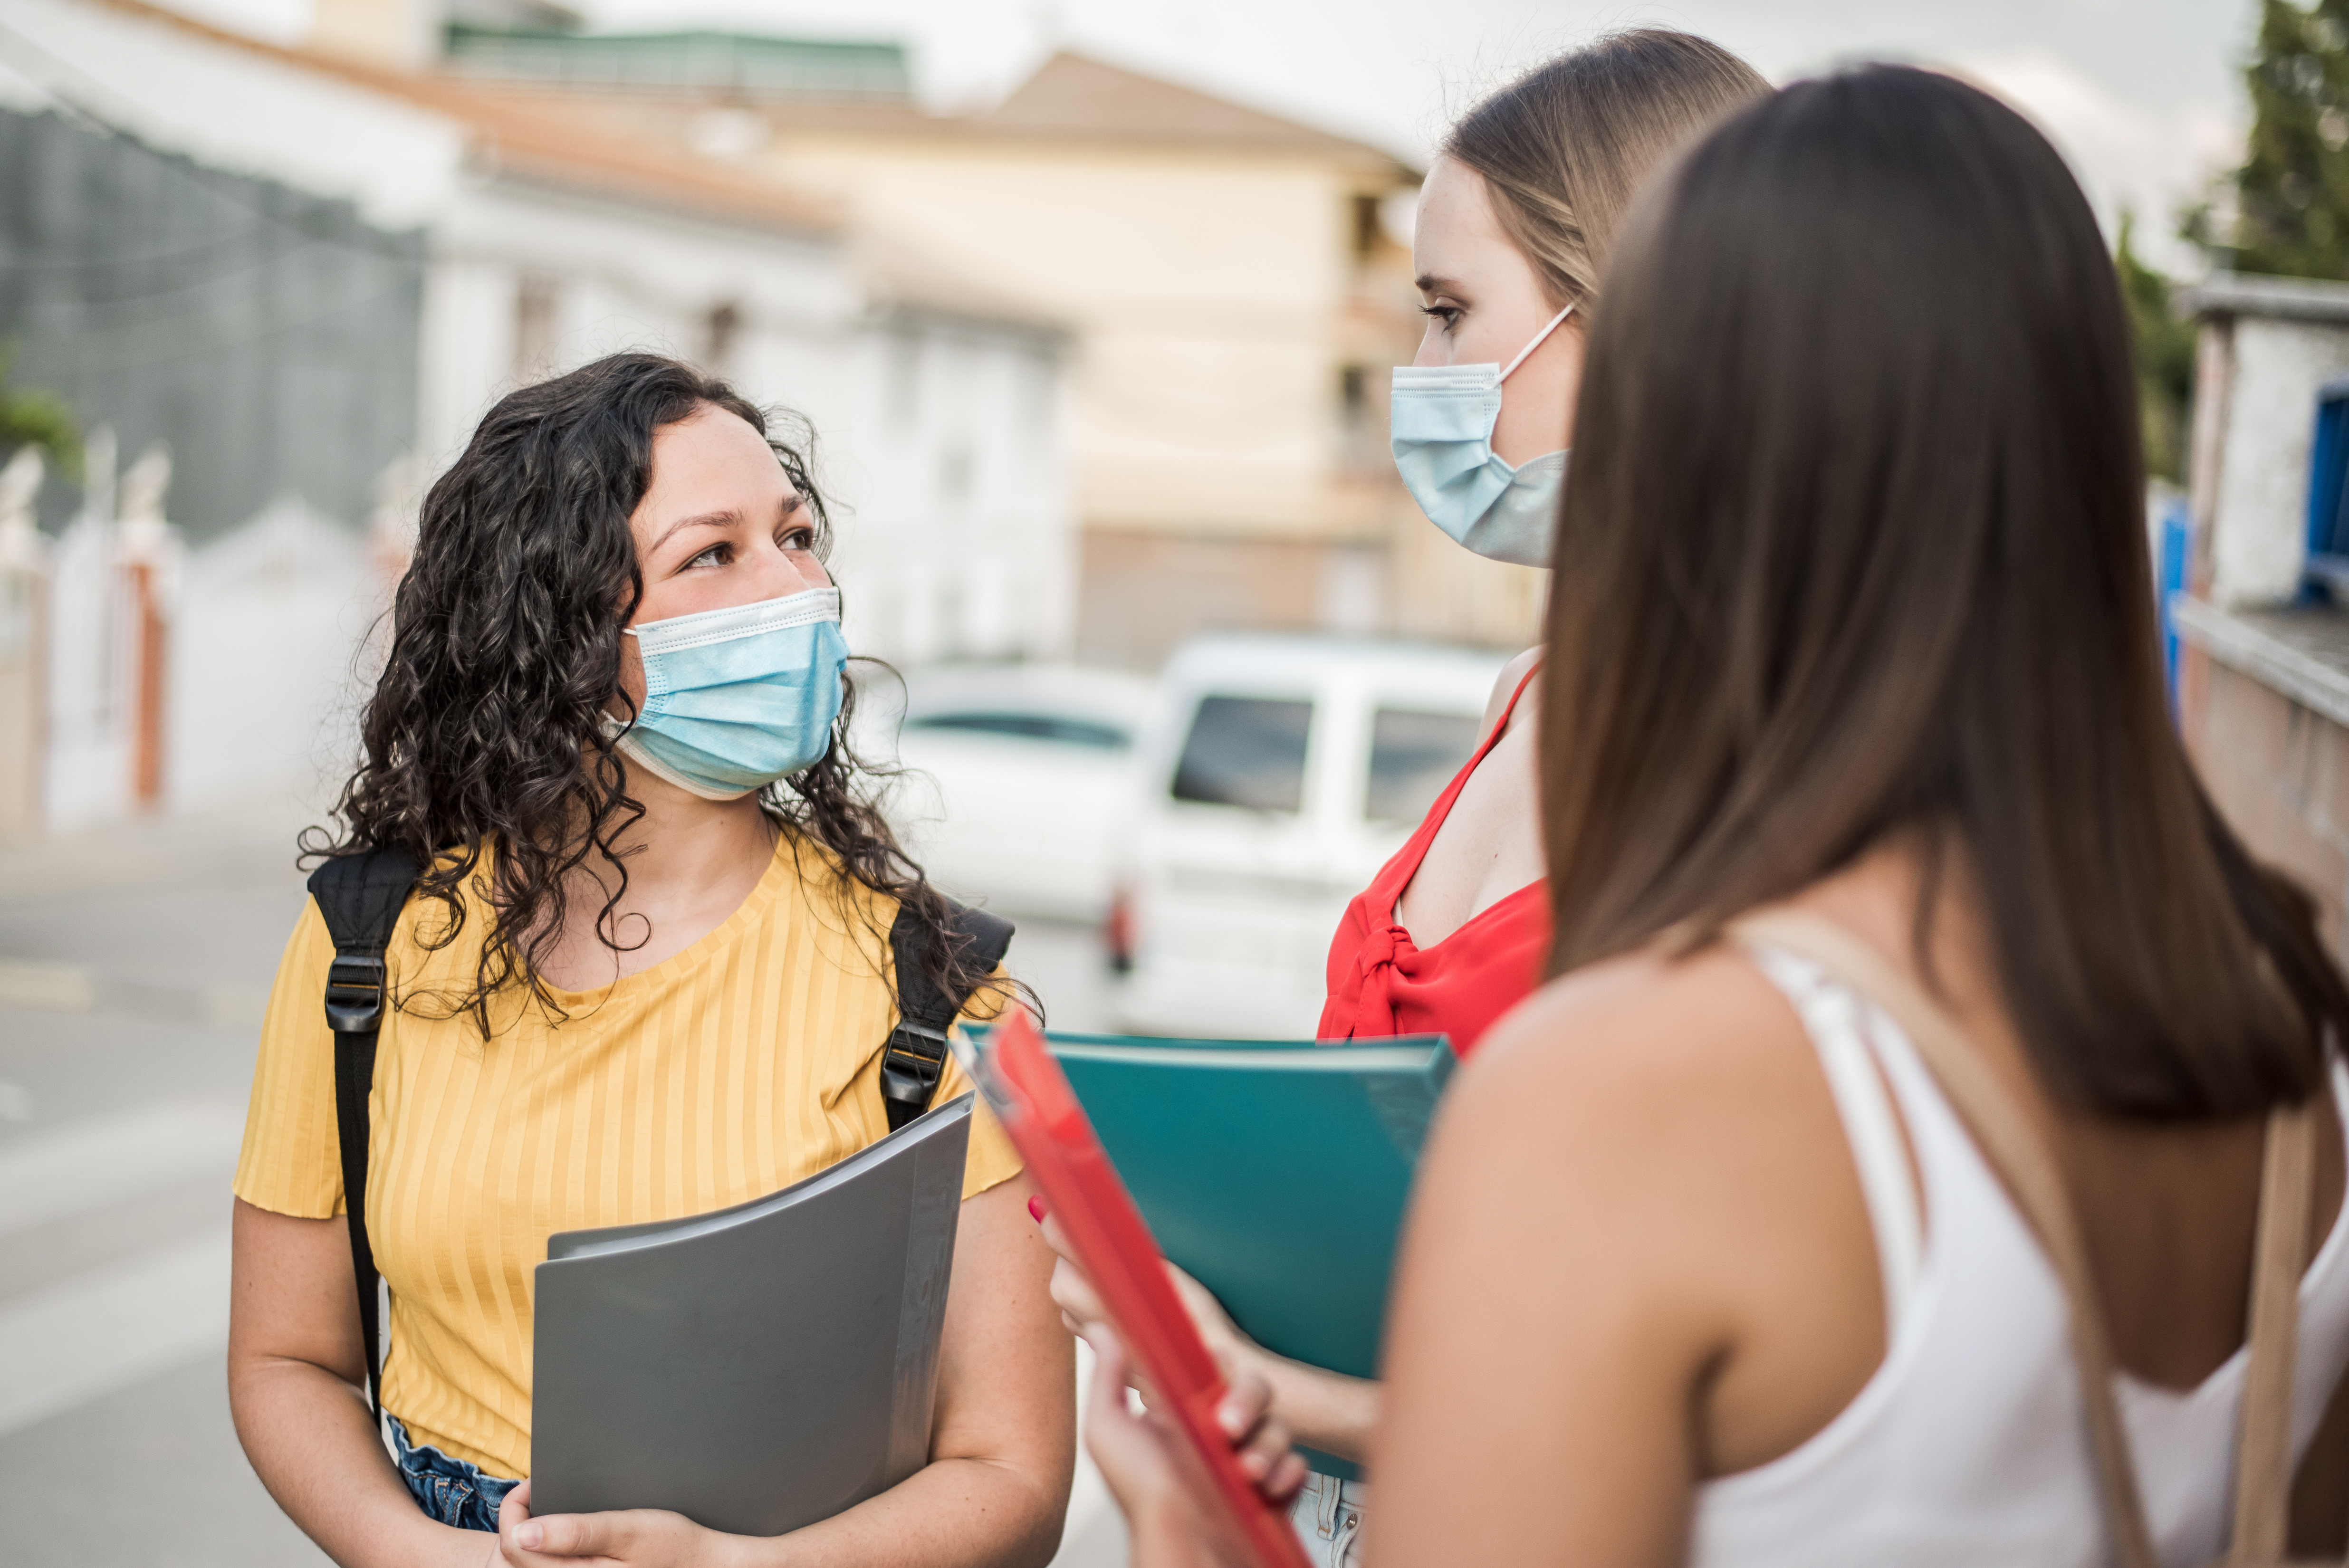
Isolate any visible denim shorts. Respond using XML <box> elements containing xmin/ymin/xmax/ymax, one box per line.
<box><xmin>390</xmin><ymin>1415</ymin><xmax>522</xmax><ymax>1533</ymax></box>
<box><xmin>1290</xmin><ymin>1471</ymin><xmax>1367</xmax><ymax>1568</ymax></box>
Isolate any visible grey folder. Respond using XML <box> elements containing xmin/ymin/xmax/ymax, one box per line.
<box><xmin>530</xmin><ymin>1094</ymin><xmax>974</xmax><ymax>1537</ymax></box>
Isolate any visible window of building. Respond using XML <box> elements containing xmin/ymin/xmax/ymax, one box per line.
<box><xmin>1352</xmin><ymin>191</ymin><xmax>1382</xmax><ymax>261</ymax></box>
<box><xmin>887</xmin><ymin>331</ymin><xmax>921</xmax><ymax>430</ymax></box>
<box><xmin>939</xmin><ymin>441</ymin><xmax>974</xmax><ymax>503</ymax></box>
<box><xmin>1171</xmin><ymin>695</ymin><xmax>1314</xmax><ymax>813</ymax></box>
<box><xmin>514</xmin><ymin>272</ymin><xmax>559</xmax><ymax>379</ymax></box>
<box><xmin>1336</xmin><ymin>362</ymin><xmax>1379</xmax><ymax>476</ymax></box>
<box><xmin>1365</xmin><ymin>708</ymin><xmax>1482</xmax><ymax>824</ymax></box>
<box><xmin>2308</xmin><ymin>373</ymin><xmax>2349</xmax><ymax>594</ymax></box>
<box><xmin>704</xmin><ymin>301</ymin><xmax>741</xmax><ymax>373</ymax></box>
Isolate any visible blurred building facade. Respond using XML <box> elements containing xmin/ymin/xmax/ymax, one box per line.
<box><xmin>0</xmin><ymin>0</ymin><xmax>1076</xmax><ymax>828</ymax></box>
<box><xmin>384</xmin><ymin>6</ymin><xmax>1550</xmax><ymax>666</ymax></box>
<box><xmin>2174</xmin><ymin>272</ymin><xmax>2349</xmax><ymax>959</ymax></box>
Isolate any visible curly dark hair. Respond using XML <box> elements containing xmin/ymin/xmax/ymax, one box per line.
<box><xmin>306</xmin><ymin>351</ymin><xmax>1011</xmax><ymax>1035</ymax></box>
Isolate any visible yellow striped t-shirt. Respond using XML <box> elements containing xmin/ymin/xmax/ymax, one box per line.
<box><xmin>233</xmin><ymin>831</ymin><xmax>1021</xmax><ymax>1479</ymax></box>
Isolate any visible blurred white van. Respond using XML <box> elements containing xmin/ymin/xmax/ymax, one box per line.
<box><xmin>859</xmin><ymin>664</ymin><xmax>1155</xmax><ymax>921</ymax></box>
<box><xmin>1108</xmin><ymin>635</ymin><xmax>1511</xmax><ymax>1038</ymax></box>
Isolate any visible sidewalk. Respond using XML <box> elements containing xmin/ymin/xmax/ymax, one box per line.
<box><xmin>0</xmin><ymin>790</ymin><xmax>1127</xmax><ymax>1568</ymax></box>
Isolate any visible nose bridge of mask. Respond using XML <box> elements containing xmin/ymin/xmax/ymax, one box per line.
<box><xmin>627</xmin><ymin>587</ymin><xmax>841</xmax><ymax>708</ymax></box>
<box><xmin>629</xmin><ymin>586</ymin><xmax>840</xmax><ymax>655</ymax></box>
<box><xmin>1388</xmin><ymin>365</ymin><xmax>1502</xmax><ymax>441</ymax></box>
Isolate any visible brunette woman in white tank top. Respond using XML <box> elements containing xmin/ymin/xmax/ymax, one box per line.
<box><xmin>1068</xmin><ymin>65</ymin><xmax>2349</xmax><ymax>1568</ymax></box>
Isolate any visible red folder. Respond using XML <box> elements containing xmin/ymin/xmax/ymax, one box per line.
<box><xmin>957</xmin><ymin>1011</ymin><xmax>1312</xmax><ymax>1568</ymax></box>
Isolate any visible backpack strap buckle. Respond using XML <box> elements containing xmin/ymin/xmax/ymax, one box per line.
<box><xmin>879</xmin><ymin>1022</ymin><xmax>949</xmax><ymax>1126</ymax></box>
<box><xmin>325</xmin><ymin>954</ymin><xmax>388</xmax><ymax>1034</ymax></box>
<box><xmin>881</xmin><ymin>899</ymin><xmax>1015</xmax><ymax>1132</ymax></box>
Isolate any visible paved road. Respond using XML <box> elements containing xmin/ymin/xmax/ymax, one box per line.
<box><xmin>0</xmin><ymin>800</ymin><xmax>1129</xmax><ymax>1567</ymax></box>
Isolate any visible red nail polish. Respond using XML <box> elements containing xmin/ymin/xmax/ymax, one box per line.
<box><xmin>1028</xmin><ymin>1195</ymin><xmax>1048</xmax><ymax>1223</ymax></box>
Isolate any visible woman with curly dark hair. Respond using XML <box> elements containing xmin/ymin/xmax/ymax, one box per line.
<box><xmin>225</xmin><ymin>353</ymin><xmax>1073</xmax><ymax>1568</ymax></box>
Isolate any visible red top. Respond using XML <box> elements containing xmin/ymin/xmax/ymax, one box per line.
<box><xmin>1315</xmin><ymin>664</ymin><xmax>1550</xmax><ymax>1057</ymax></box>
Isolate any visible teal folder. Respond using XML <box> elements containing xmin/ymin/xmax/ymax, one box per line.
<box><xmin>1044</xmin><ymin>1031</ymin><xmax>1456</xmax><ymax>1480</ymax></box>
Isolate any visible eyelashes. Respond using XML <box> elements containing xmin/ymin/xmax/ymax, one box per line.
<box><xmin>680</xmin><ymin>533</ymin><xmax>812</xmax><ymax>572</ymax></box>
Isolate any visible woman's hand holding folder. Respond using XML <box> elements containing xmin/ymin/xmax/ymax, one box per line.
<box><xmin>491</xmin><ymin>1482</ymin><xmax>731</xmax><ymax>1568</ymax></box>
<box><xmin>1043</xmin><ymin>1216</ymin><xmax>1382</xmax><ymax>1467</ymax></box>
<box><xmin>1081</xmin><ymin>1324</ymin><xmax>1304</xmax><ymax>1568</ymax></box>
<box><xmin>965</xmin><ymin>1012</ymin><xmax>1313</xmax><ymax>1567</ymax></box>
<box><xmin>1037</xmin><ymin>1211</ymin><xmax>1309</xmax><ymax>1503</ymax></box>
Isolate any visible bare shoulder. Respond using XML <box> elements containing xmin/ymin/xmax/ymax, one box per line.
<box><xmin>1427</xmin><ymin>941</ymin><xmax>1840</xmax><ymax>1262</ymax></box>
<box><xmin>1459</xmin><ymin>942</ymin><xmax>1810</xmax><ymax>1131</ymax></box>
<box><xmin>1480</xmin><ymin>645</ymin><xmax>1544</xmax><ymax>736</ymax></box>
<box><xmin>1392</xmin><ymin>937</ymin><xmax>1895</xmax><ymax>1505</ymax></box>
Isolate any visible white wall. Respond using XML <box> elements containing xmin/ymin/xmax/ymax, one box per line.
<box><xmin>40</xmin><ymin>513</ymin><xmax>135</xmax><ymax>829</ymax></box>
<box><xmin>2206</xmin><ymin>314</ymin><xmax>2349</xmax><ymax>606</ymax></box>
<box><xmin>821</xmin><ymin>318</ymin><xmax>1073</xmax><ymax>667</ymax></box>
<box><xmin>39</xmin><ymin>497</ymin><xmax>379</xmax><ymax>829</ymax></box>
<box><xmin>2186</xmin><ymin>277</ymin><xmax>2349</xmax><ymax>609</ymax></box>
<box><xmin>9</xmin><ymin>0</ymin><xmax>1081</xmax><ymax>827</ymax></box>
<box><xmin>417</xmin><ymin>185</ymin><xmax>1074</xmax><ymax>668</ymax></box>
<box><xmin>167</xmin><ymin>501</ymin><xmax>378</xmax><ymax>810</ymax></box>
<box><xmin>0</xmin><ymin>0</ymin><xmax>463</xmax><ymax>229</ymax></box>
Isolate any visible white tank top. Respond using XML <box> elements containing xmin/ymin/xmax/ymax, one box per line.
<box><xmin>1689</xmin><ymin>947</ymin><xmax>2349</xmax><ymax>1568</ymax></box>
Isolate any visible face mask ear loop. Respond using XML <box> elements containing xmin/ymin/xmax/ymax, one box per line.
<box><xmin>1497</xmin><ymin>302</ymin><xmax>1575</xmax><ymax>384</ymax></box>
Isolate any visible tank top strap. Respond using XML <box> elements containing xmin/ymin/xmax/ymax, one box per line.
<box><xmin>1489</xmin><ymin>658</ymin><xmax>1541</xmax><ymax>734</ymax></box>
<box><xmin>1745</xmin><ymin>945</ymin><xmax>1927</xmax><ymax>1333</ymax></box>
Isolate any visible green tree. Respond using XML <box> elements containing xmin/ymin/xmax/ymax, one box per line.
<box><xmin>2225</xmin><ymin>0</ymin><xmax>2349</xmax><ymax>278</ymax></box>
<box><xmin>2119</xmin><ymin>216</ymin><xmax>2197</xmax><ymax>482</ymax></box>
<box><xmin>0</xmin><ymin>345</ymin><xmax>79</xmax><ymax>483</ymax></box>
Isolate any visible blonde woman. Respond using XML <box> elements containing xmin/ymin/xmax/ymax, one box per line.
<box><xmin>1046</xmin><ymin>31</ymin><xmax>1768</xmax><ymax>1567</ymax></box>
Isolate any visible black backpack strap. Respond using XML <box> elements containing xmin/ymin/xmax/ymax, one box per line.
<box><xmin>881</xmin><ymin>898</ymin><xmax>1015</xmax><ymax>1131</ymax></box>
<box><xmin>306</xmin><ymin>847</ymin><xmax>422</xmax><ymax>1424</ymax></box>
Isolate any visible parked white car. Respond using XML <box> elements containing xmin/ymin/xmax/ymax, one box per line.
<box><xmin>858</xmin><ymin>664</ymin><xmax>1155</xmax><ymax>922</ymax></box>
<box><xmin>1108</xmin><ymin>635</ymin><xmax>1510</xmax><ymax>1039</ymax></box>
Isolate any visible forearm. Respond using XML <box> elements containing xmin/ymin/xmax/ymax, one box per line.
<box><xmin>1124</xmin><ymin>1502</ymin><xmax>1244</xmax><ymax>1568</ymax></box>
<box><xmin>732</xmin><ymin>1454</ymin><xmax>1064</xmax><ymax>1568</ymax></box>
<box><xmin>230</xmin><ymin>1355</ymin><xmax>485</xmax><ymax>1568</ymax></box>
<box><xmin>1245</xmin><ymin>1352</ymin><xmax>1379</xmax><ymax>1466</ymax></box>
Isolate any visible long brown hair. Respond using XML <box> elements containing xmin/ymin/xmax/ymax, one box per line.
<box><xmin>1445</xmin><ymin>31</ymin><xmax>1769</xmax><ymax>311</ymax></box>
<box><xmin>1541</xmin><ymin>67</ymin><xmax>2349</xmax><ymax>1119</ymax></box>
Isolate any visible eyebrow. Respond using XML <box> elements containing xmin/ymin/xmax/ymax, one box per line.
<box><xmin>1414</xmin><ymin>273</ymin><xmax>1461</xmax><ymax>296</ymax></box>
<box><xmin>652</xmin><ymin>510</ymin><xmax>738</xmax><ymax>551</ymax></box>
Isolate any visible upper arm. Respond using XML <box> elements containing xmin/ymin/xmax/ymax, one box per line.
<box><xmin>937</xmin><ymin>1046</ymin><xmax>1025</xmax><ymax>1205</ymax></box>
<box><xmin>235</xmin><ymin>899</ymin><xmax>346</xmax><ymax>1220</ymax></box>
<box><xmin>1368</xmin><ymin>951</ymin><xmax>1869</xmax><ymax>1568</ymax></box>
<box><xmin>230</xmin><ymin>1196</ymin><xmax>366</xmax><ymax>1388</ymax></box>
<box><xmin>1369</xmin><ymin>972</ymin><xmax>1721</xmax><ymax>1568</ymax></box>
<box><xmin>229</xmin><ymin>903</ymin><xmax>370</xmax><ymax>1391</ymax></box>
<box><xmin>930</xmin><ymin>1174</ymin><xmax>1076</xmax><ymax>1488</ymax></box>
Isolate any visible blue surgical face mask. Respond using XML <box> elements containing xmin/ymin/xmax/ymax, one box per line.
<box><xmin>604</xmin><ymin>586</ymin><xmax>848</xmax><ymax>801</ymax></box>
<box><xmin>1390</xmin><ymin>303</ymin><xmax>1574</xmax><ymax>567</ymax></box>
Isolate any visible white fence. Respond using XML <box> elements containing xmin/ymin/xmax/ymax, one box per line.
<box><xmin>1</xmin><ymin>434</ymin><xmax>385</xmax><ymax>835</ymax></box>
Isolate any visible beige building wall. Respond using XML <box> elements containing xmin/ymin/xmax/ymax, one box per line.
<box><xmin>757</xmin><ymin>130</ymin><xmax>1544</xmax><ymax>664</ymax></box>
<box><xmin>453</xmin><ymin>54</ymin><xmax>1549</xmax><ymax>667</ymax></box>
<box><xmin>761</xmin><ymin>140</ymin><xmax>1363</xmax><ymax>532</ymax></box>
